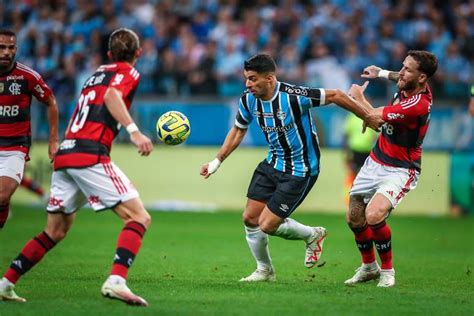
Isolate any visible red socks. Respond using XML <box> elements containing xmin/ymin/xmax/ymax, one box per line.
<box><xmin>111</xmin><ymin>221</ymin><xmax>147</xmax><ymax>279</ymax></box>
<box><xmin>351</xmin><ymin>221</ymin><xmax>393</xmax><ymax>269</ymax></box>
<box><xmin>370</xmin><ymin>221</ymin><xmax>393</xmax><ymax>269</ymax></box>
<box><xmin>351</xmin><ymin>224</ymin><xmax>376</xmax><ymax>264</ymax></box>
<box><xmin>4</xmin><ymin>232</ymin><xmax>56</xmax><ymax>284</ymax></box>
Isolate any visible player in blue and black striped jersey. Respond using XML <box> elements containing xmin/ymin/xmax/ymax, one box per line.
<box><xmin>200</xmin><ymin>54</ymin><xmax>382</xmax><ymax>282</ymax></box>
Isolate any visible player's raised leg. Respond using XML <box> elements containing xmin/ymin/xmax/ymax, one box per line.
<box><xmin>0</xmin><ymin>212</ymin><xmax>75</xmax><ymax>302</ymax></box>
<box><xmin>259</xmin><ymin>207</ymin><xmax>327</xmax><ymax>269</ymax></box>
<box><xmin>345</xmin><ymin>195</ymin><xmax>380</xmax><ymax>285</ymax></box>
<box><xmin>101</xmin><ymin>197</ymin><xmax>151</xmax><ymax>306</ymax></box>
<box><xmin>240</xmin><ymin>199</ymin><xmax>275</xmax><ymax>282</ymax></box>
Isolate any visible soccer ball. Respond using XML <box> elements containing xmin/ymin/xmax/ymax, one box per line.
<box><xmin>156</xmin><ymin>111</ymin><xmax>191</xmax><ymax>145</ymax></box>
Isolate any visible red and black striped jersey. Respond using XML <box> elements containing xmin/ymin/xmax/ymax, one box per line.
<box><xmin>0</xmin><ymin>62</ymin><xmax>52</xmax><ymax>156</ymax></box>
<box><xmin>54</xmin><ymin>62</ymin><xmax>140</xmax><ymax>170</ymax></box>
<box><xmin>370</xmin><ymin>85</ymin><xmax>432</xmax><ymax>172</ymax></box>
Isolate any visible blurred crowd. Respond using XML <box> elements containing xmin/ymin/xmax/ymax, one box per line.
<box><xmin>1</xmin><ymin>0</ymin><xmax>473</xmax><ymax>104</ymax></box>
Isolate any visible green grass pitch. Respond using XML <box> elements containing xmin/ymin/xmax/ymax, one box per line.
<box><xmin>1</xmin><ymin>206</ymin><xmax>473</xmax><ymax>315</ymax></box>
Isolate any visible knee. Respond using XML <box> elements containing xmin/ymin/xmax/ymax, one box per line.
<box><xmin>258</xmin><ymin>218</ymin><xmax>278</xmax><ymax>235</ymax></box>
<box><xmin>0</xmin><ymin>190</ymin><xmax>12</xmax><ymax>205</ymax></box>
<box><xmin>47</xmin><ymin>229</ymin><xmax>68</xmax><ymax>242</ymax></box>
<box><xmin>346</xmin><ymin>210</ymin><xmax>366</xmax><ymax>229</ymax></box>
<box><xmin>242</xmin><ymin>212</ymin><xmax>259</xmax><ymax>227</ymax></box>
<box><xmin>135</xmin><ymin>211</ymin><xmax>151</xmax><ymax>229</ymax></box>
<box><xmin>365</xmin><ymin>207</ymin><xmax>385</xmax><ymax>226</ymax></box>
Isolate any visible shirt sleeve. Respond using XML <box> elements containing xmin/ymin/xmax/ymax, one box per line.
<box><xmin>299</xmin><ymin>88</ymin><xmax>326</xmax><ymax>110</ymax></box>
<box><xmin>30</xmin><ymin>74</ymin><xmax>53</xmax><ymax>102</ymax></box>
<box><xmin>110</xmin><ymin>67</ymin><xmax>140</xmax><ymax>97</ymax></box>
<box><xmin>234</xmin><ymin>94</ymin><xmax>253</xmax><ymax>129</ymax></box>
<box><xmin>382</xmin><ymin>94</ymin><xmax>430</xmax><ymax>124</ymax></box>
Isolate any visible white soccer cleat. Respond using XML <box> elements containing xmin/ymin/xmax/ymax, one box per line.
<box><xmin>101</xmin><ymin>276</ymin><xmax>148</xmax><ymax>307</ymax></box>
<box><xmin>0</xmin><ymin>278</ymin><xmax>26</xmax><ymax>302</ymax></box>
<box><xmin>377</xmin><ymin>268</ymin><xmax>395</xmax><ymax>288</ymax></box>
<box><xmin>344</xmin><ymin>263</ymin><xmax>381</xmax><ymax>286</ymax></box>
<box><xmin>304</xmin><ymin>227</ymin><xmax>328</xmax><ymax>268</ymax></box>
<box><xmin>239</xmin><ymin>268</ymin><xmax>276</xmax><ymax>282</ymax></box>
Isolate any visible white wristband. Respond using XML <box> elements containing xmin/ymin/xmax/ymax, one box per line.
<box><xmin>378</xmin><ymin>69</ymin><xmax>390</xmax><ymax>79</ymax></box>
<box><xmin>208</xmin><ymin>158</ymin><xmax>221</xmax><ymax>174</ymax></box>
<box><xmin>126</xmin><ymin>123</ymin><xmax>139</xmax><ymax>134</ymax></box>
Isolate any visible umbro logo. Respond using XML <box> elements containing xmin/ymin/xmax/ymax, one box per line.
<box><xmin>279</xmin><ymin>204</ymin><xmax>289</xmax><ymax>212</ymax></box>
<box><xmin>386</xmin><ymin>191</ymin><xmax>394</xmax><ymax>197</ymax></box>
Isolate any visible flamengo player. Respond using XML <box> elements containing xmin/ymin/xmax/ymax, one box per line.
<box><xmin>0</xmin><ymin>28</ymin><xmax>153</xmax><ymax>306</ymax></box>
<box><xmin>0</xmin><ymin>29</ymin><xmax>59</xmax><ymax>228</ymax></box>
<box><xmin>345</xmin><ymin>50</ymin><xmax>438</xmax><ymax>287</ymax></box>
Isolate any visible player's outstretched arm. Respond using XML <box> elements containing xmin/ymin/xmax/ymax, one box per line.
<box><xmin>103</xmin><ymin>87</ymin><xmax>153</xmax><ymax>156</ymax></box>
<box><xmin>200</xmin><ymin>126</ymin><xmax>247</xmax><ymax>179</ymax></box>
<box><xmin>362</xmin><ymin>65</ymin><xmax>399</xmax><ymax>83</ymax></box>
<box><xmin>324</xmin><ymin>87</ymin><xmax>383</xmax><ymax>131</ymax></box>
<box><xmin>44</xmin><ymin>94</ymin><xmax>59</xmax><ymax>159</ymax></box>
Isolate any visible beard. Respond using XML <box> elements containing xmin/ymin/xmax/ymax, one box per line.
<box><xmin>398</xmin><ymin>78</ymin><xmax>417</xmax><ymax>91</ymax></box>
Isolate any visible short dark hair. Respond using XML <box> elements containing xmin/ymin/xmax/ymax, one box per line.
<box><xmin>244</xmin><ymin>54</ymin><xmax>276</xmax><ymax>74</ymax></box>
<box><xmin>408</xmin><ymin>50</ymin><xmax>438</xmax><ymax>79</ymax></box>
<box><xmin>0</xmin><ymin>29</ymin><xmax>16</xmax><ymax>37</ymax></box>
<box><xmin>108</xmin><ymin>28</ymin><xmax>140</xmax><ymax>62</ymax></box>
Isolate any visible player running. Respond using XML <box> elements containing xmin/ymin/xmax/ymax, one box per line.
<box><xmin>344</xmin><ymin>50</ymin><xmax>438</xmax><ymax>287</ymax></box>
<box><xmin>0</xmin><ymin>29</ymin><xmax>59</xmax><ymax>228</ymax></box>
<box><xmin>0</xmin><ymin>28</ymin><xmax>153</xmax><ymax>306</ymax></box>
<box><xmin>200</xmin><ymin>54</ymin><xmax>382</xmax><ymax>282</ymax></box>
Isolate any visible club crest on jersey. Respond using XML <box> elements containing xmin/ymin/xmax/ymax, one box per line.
<box><xmin>276</xmin><ymin>110</ymin><xmax>286</xmax><ymax>120</ymax></box>
<box><xmin>9</xmin><ymin>82</ymin><xmax>21</xmax><ymax>95</ymax></box>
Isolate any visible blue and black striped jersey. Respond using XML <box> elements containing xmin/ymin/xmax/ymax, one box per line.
<box><xmin>235</xmin><ymin>81</ymin><xmax>326</xmax><ymax>177</ymax></box>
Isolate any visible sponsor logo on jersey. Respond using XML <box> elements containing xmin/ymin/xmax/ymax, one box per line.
<box><xmin>59</xmin><ymin>139</ymin><xmax>76</xmax><ymax>150</ymax></box>
<box><xmin>279</xmin><ymin>203</ymin><xmax>289</xmax><ymax>212</ymax></box>
<box><xmin>387</xmin><ymin>113</ymin><xmax>405</xmax><ymax>120</ymax></box>
<box><xmin>0</xmin><ymin>105</ymin><xmax>19</xmax><ymax>117</ymax></box>
<box><xmin>9</xmin><ymin>82</ymin><xmax>21</xmax><ymax>95</ymax></box>
<box><xmin>261</xmin><ymin>122</ymin><xmax>294</xmax><ymax>133</ymax></box>
<box><xmin>83</xmin><ymin>73</ymin><xmax>107</xmax><ymax>88</ymax></box>
<box><xmin>6</xmin><ymin>75</ymin><xmax>24</xmax><ymax>81</ymax></box>
<box><xmin>284</xmin><ymin>85</ymin><xmax>308</xmax><ymax>96</ymax></box>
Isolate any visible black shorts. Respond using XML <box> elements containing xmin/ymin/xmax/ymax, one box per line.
<box><xmin>247</xmin><ymin>160</ymin><xmax>318</xmax><ymax>218</ymax></box>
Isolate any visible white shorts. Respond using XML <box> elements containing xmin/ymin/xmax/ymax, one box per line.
<box><xmin>0</xmin><ymin>151</ymin><xmax>26</xmax><ymax>183</ymax></box>
<box><xmin>47</xmin><ymin>162</ymin><xmax>139</xmax><ymax>214</ymax></box>
<box><xmin>350</xmin><ymin>156</ymin><xmax>419</xmax><ymax>208</ymax></box>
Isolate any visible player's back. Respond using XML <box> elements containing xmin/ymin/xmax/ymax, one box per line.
<box><xmin>54</xmin><ymin>62</ymin><xmax>140</xmax><ymax>170</ymax></box>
